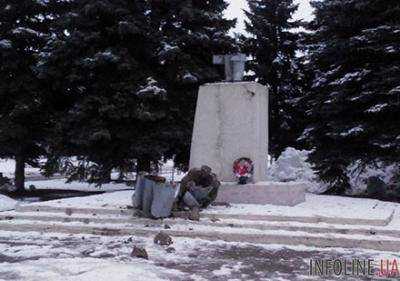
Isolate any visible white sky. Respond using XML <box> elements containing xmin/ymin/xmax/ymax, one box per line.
<box><xmin>226</xmin><ymin>0</ymin><xmax>314</xmax><ymax>33</ymax></box>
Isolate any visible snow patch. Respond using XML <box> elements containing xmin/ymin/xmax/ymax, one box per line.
<box><xmin>158</xmin><ymin>42</ymin><xmax>180</xmax><ymax>58</ymax></box>
<box><xmin>36</xmin><ymin>0</ymin><xmax>50</xmax><ymax>6</ymax></box>
<box><xmin>297</xmin><ymin>127</ymin><xmax>314</xmax><ymax>141</ymax></box>
<box><xmin>205</xmin><ymin>193</ymin><xmax>395</xmax><ymax>220</ymax></box>
<box><xmin>25</xmin><ymin>190</ymin><xmax>134</xmax><ymax>209</ymax></box>
<box><xmin>182</xmin><ymin>72</ymin><xmax>198</xmax><ymax>83</ymax></box>
<box><xmin>212</xmin><ymin>263</ymin><xmax>244</xmax><ymax>277</ymax></box>
<box><xmin>0</xmin><ymin>39</ymin><xmax>12</xmax><ymax>49</ymax></box>
<box><xmin>330</xmin><ymin>70</ymin><xmax>370</xmax><ymax>86</ymax></box>
<box><xmin>347</xmin><ymin>161</ymin><xmax>398</xmax><ymax>194</ymax></box>
<box><xmin>0</xmin><ymin>159</ymin><xmax>41</xmax><ymax>179</ymax></box>
<box><xmin>267</xmin><ymin>148</ymin><xmax>320</xmax><ymax>192</ymax></box>
<box><xmin>340</xmin><ymin>126</ymin><xmax>364</xmax><ymax>137</ymax></box>
<box><xmin>12</xmin><ymin>27</ymin><xmax>40</xmax><ymax>36</ymax></box>
<box><xmin>95</xmin><ymin>50</ymin><xmax>119</xmax><ymax>62</ymax></box>
<box><xmin>137</xmin><ymin>77</ymin><xmax>166</xmax><ymax>97</ymax></box>
<box><xmin>385</xmin><ymin>46</ymin><xmax>396</xmax><ymax>53</ymax></box>
<box><xmin>389</xmin><ymin>86</ymin><xmax>400</xmax><ymax>94</ymax></box>
<box><xmin>1</xmin><ymin>257</ymin><xmax>177</xmax><ymax>281</ymax></box>
<box><xmin>26</xmin><ymin>179</ymin><xmax>131</xmax><ymax>192</ymax></box>
<box><xmin>366</xmin><ymin>103</ymin><xmax>388</xmax><ymax>113</ymax></box>
<box><xmin>0</xmin><ymin>194</ymin><xmax>17</xmax><ymax>211</ymax></box>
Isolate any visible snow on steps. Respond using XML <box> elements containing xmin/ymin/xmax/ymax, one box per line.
<box><xmin>1</xmin><ymin>211</ymin><xmax>400</xmax><ymax>238</ymax></box>
<box><xmin>1</xmin><ymin>192</ymin><xmax>397</xmax><ymax>251</ymax></box>
<box><xmin>13</xmin><ymin>204</ymin><xmax>394</xmax><ymax>227</ymax></box>
<box><xmin>0</xmin><ymin>207</ymin><xmax>399</xmax><ymax>252</ymax></box>
<box><xmin>0</xmin><ymin>216</ymin><xmax>400</xmax><ymax>252</ymax></box>
<box><xmin>15</xmin><ymin>191</ymin><xmax>394</xmax><ymax>226</ymax></box>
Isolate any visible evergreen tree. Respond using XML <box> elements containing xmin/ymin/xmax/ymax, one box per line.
<box><xmin>42</xmin><ymin>0</ymin><xmax>168</xmax><ymax>182</ymax></box>
<box><xmin>305</xmin><ymin>0</ymin><xmax>400</xmax><ymax>194</ymax></box>
<box><xmin>243</xmin><ymin>0</ymin><xmax>305</xmax><ymax>157</ymax></box>
<box><xmin>0</xmin><ymin>0</ymin><xmax>60</xmax><ymax>192</ymax></box>
<box><xmin>149</xmin><ymin>0</ymin><xmax>237</xmax><ymax>169</ymax></box>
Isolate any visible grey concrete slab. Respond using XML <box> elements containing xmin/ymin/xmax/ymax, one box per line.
<box><xmin>216</xmin><ymin>182</ymin><xmax>307</xmax><ymax>206</ymax></box>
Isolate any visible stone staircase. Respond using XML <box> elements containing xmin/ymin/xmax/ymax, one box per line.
<box><xmin>0</xmin><ymin>203</ymin><xmax>400</xmax><ymax>252</ymax></box>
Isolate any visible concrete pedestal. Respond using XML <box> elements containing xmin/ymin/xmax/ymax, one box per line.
<box><xmin>190</xmin><ymin>82</ymin><xmax>269</xmax><ymax>182</ymax></box>
<box><xmin>215</xmin><ymin>182</ymin><xmax>307</xmax><ymax>206</ymax></box>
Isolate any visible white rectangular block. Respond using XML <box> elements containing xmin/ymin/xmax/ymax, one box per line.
<box><xmin>190</xmin><ymin>82</ymin><xmax>269</xmax><ymax>182</ymax></box>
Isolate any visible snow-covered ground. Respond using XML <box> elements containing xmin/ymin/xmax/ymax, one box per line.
<box><xmin>2</xmin><ymin>189</ymin><xmax>400</xmax><ymax>280</ymax></box>
<box><xmin>0</xmin><ymin>229</ymin><xmax>398</xmax><ymax>281</ymax></box>
<box><xmin>205</xmin><ymin>193</ymin><xmax>396</xmax><ymax>220</ymax></box>
<box><xmin>0</xmin><ymin>159</ymin><xmax>41</xmax><ymax>179</ymax></box>
<box><xmin>26</xmin><ymin>179</ymin><xmax>132</xmax><ymax>192</ymax></box>
<box><xmin>0</xmin><ymin>194</ymin><xmax>17</xmax><ymax>211</ymax></box>
<box><xmin>24</xmin><ymin>190</ymin><xmax>134</xmax><ymax>209</ymax></box>
<box><xmin>0</xmin><ymin>230</ymin><xmax>189</xmax><ymax>281</ymax></box>
<box><xmin>0</xmin><ymin>158</ymin><xmax>184</xmax><ymax>188</ymax></box>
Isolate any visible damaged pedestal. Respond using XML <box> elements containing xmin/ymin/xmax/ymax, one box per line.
<box><xmin>215</xmin><ymin>182</ymin><xmax>308</xmax><ymax>206</ymax></box>
<box><xmin>190</xmin><ymin>82</ymin><xmax>269</xmax><ymax>182</ymax></box>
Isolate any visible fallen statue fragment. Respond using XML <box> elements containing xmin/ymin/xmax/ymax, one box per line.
<box><xmin>132</xmin><ymin>166</ymin><xmax>220</xmax><ymax>219</ymax></box>
<box><xmin>178</xmin><ymin>165</ymin><xmax>220</xmax><ymax>208</ymax></box>
<box><xmin>132</xmin><ymin>175</ymin><xmax>176</xmax><ymax>218</ymax></box>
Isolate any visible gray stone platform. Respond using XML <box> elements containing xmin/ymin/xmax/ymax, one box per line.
<box><xmin>215</xmin><ymin>182</ymin><xmax>307</xmax><ymax>206</ymax></box>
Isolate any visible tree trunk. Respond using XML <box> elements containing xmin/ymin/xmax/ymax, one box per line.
<box><xmin>118</xmin><ymin>170</ymin><xmax>125</xmax><ymax>181</ymax></box>
<box><xmin>100</xmin><ymin>166</ymin><xmax>112</xmax><ymax>183</ymax></box>
<box><xmin>14</xmin><ymin>155</ymin><xmax>25</xmax><ymax>194</ymax></box>
<box><xmin>137</xmin><ymin>159</ymin><xmax>151</xmax><ymax>173</ymax></box>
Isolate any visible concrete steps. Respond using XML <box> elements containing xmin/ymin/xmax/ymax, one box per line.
<box><xmin>1</xmin><ymin>216</ymin><xmax>400</xmax><ymax>252</ymax></box>
<box><xmin>1</xmin><ymin>212</ymin><xmax>400</xmax><ymax>239</ymax></box>
<box><xmin>1</xmin><ymin>205</ymin><xmax>400</xmax><ymax>252</ymax></box>
<box><xmin>15</xmin><ymin>204</ymin><xmax>394</xmax><ymax>226</ymax></box>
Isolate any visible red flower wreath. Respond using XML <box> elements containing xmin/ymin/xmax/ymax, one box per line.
<box><xmin>233</xmin><ymin>158</ymin><xmax>254</xmax><ymax>178</ymax></box>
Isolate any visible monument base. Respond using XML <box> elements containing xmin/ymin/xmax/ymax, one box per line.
<box><xmin>190</xmin><ymin>82</ymin><xmax>269</xmax><ymax>182</ymax></box>
<box><xmin>215</xmin><ymin>182</ymin><xmax>307</xmax><ymax>206</ymax></box>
